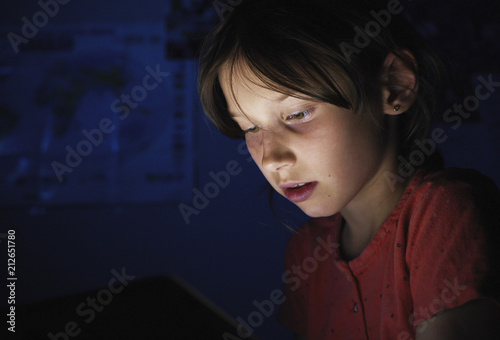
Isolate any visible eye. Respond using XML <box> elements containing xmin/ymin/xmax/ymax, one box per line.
<box><xmin>285</xmin><ymin>108</ymin><xmax>313</xmax><ymax>123</ymax></box>
<box><xmin>244</xmin><ymin>125</ymin><xmax>261</xmax><ymax>134</ymax></box>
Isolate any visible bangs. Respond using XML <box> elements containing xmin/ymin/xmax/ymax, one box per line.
<box><xmin>205</xmin><ymin>45</ymin><xmax>364</xmax><ymax>139</ymax></box>
<box><xmin>199</xmin><ymin>0</ymin><xmax>376</xmax><ymax>140</ymax></box>
<box><xmin>220</xmin><ymin>50</ymin><xmax>355</xmax><ymax>123</ymax></box>
<box><xmin>227</xmin><ymin>42</ymin><xmax>357</xmax><ymax>108</ymax></box>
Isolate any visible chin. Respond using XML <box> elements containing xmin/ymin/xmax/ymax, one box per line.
<box><xmin>299</xmin><ymin>204</ymin><xmax>338</xmax><ymax>218</ymax></box>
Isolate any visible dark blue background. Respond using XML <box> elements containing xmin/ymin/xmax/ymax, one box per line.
<box><xmin>1</xmin><ymin>1</ymin><xmax>499</xmax><ymax>339</ymax></box>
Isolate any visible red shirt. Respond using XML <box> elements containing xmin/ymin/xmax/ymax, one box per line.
<box><xmin>277</xmin><ymin>166</ymin><xmax>500</xmax><ymax>339</ymax></box>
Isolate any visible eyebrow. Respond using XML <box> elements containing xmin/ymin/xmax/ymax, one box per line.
<box><xmin>229</xmin><ymin>94</ymin><xmax>290</xmax><ymax>118</ymax></box>
<box><xmin>274</xmin><ymin>93</ymin><xmax>290</xmax><ymax>102</ymax></box>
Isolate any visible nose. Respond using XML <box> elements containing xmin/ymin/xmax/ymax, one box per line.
<box><xmin>260</xmin><ymin>131</ymin><xmax>296</xmax><ymax>172</ymax></box>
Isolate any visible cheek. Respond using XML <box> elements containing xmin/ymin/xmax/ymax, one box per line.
<box><xmin>297</xmin><ymin>127</ymin><xmax>344</xmax><ymax>163</ymax></box>
<box><xmin>245</xmin><ymin>135</ymin><xmax>261</xmax><ymax>162</ymax></box>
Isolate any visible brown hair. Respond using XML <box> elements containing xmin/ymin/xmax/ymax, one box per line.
<box><xmin>198</xmin><ymin>0</ymin><xmax>445</xmax><ymax>157</ymax></box>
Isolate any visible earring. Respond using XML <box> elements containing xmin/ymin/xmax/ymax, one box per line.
<box><xmin>393</xmin><ymin>105</ymin><xmax>401</xmax><ymax>112</ymax></box>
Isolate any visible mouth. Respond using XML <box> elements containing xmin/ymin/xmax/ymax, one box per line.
<box><xmin>280</xmin><ymin>182</ymin><xmax>318</xmax><ymax>204</ymax></box>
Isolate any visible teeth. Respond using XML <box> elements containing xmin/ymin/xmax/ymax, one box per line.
<box><xmin>291</xmin><ymin>183</ymin><xmax>306</xmax><ymax>188</ymax></box>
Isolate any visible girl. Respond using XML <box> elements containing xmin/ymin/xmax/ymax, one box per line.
<box><xmin>198</xmin><ymin>0</ymin><xmax>500</xmax><ymax>338</ymax></box>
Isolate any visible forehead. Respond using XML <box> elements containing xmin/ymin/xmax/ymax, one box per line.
<box><xmin>219</xmin><ymin>62</ymin><xmax>283</xmax><ymax>98</ymax></box>
<box><xmin>219</xmin><ymin>62</ymin><xmax>298</xmax><ymax>117</ymax></box>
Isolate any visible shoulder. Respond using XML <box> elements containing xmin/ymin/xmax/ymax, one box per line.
<box><xmin>403</xmin><ymin>167</ymin><xmax>500</xmax><ymax>300</ymax></box>
<box><xmin>420</xmin><ymin>167</ymin><xmax>498</xmax><ymax>193</ymax></box>
<box><xmin>403</xmin><ymin>167</ymin><xmax>500</xmax><ymax>225</ymax></box>
<box><xmin>402</xmin><ymin>166</ymin><xmax>500</xmax><ymax>247</ymax></box>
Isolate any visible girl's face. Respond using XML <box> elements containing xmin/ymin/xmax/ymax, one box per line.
<box><xmin>220</xmin><ymin>68</ymin><xmax>391</xmax><ymax>218</ymax></box>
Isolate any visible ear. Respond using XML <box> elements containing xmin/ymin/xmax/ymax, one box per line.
<box><xmin>381</xmin><ymin>51</ymin><xmax>418</xmax><ymax>115</ymax></box>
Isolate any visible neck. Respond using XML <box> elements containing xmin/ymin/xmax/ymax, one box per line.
<box><xmin>340</xmin><ymin>171</ymin><xmax>408</xmax><ymax>260</ymax></box>
<box><xmin>339</xmin><ymin>119</ymin><xmax>409</xmax><ymax>260</ymax></box>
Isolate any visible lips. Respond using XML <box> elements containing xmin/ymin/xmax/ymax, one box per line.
<box><xmin>280</xmin><ymin>182</ymin><xmax>318</xmax><ymax>203</ymax></box>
